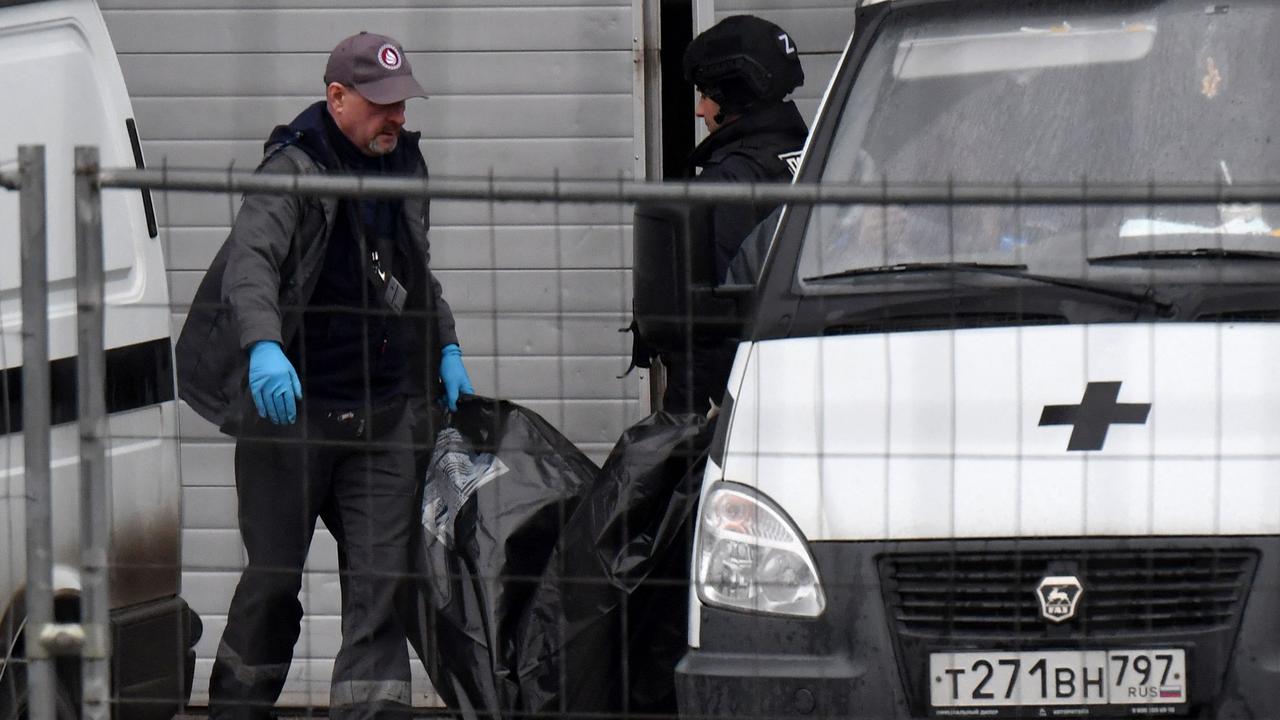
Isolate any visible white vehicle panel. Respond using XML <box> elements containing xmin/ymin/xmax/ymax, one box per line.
<box><xmin>0</xmin><ymin>0</ymin><xmax>160</xmax><ymax>365</ymax></box>
<box><xmin>721</xmin><ymin>324</ymin><xmax>1280</xmax><ymax>541</ymax></box>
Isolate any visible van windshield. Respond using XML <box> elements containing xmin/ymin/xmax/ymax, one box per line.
<box><xmin>797</xmin><ymin>0</ymin><xmax>1280</xmax><ymax>288</ymax></box>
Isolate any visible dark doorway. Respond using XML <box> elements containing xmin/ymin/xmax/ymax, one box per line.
<box><xmin>660</xmin><ymin>0</ymin><xmax>695</xmax><ymax>179</ymax></box>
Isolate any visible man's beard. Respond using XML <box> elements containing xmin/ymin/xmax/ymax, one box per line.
<box><xmin>368</xmin><ymin>134</ymin><xmax>397</xmax><ymax>156</ymax></box>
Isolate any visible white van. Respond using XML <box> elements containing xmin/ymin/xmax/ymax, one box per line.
<box><xmin>0</xmin><ymin>0</ymin><xmax>197</xmax><ymax>717</ymax></box>
<box><xmin>636</xmin><ymin>0</ymin><xmax>1280</xmax><ymax>717</ymax></box>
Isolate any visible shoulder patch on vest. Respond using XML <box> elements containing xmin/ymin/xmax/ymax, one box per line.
<box><xmin>778</xmin><ymin>150</ymin><xmax>804</xmax><ymax>177</ymax></box>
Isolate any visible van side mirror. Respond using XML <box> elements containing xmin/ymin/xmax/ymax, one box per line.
<box><xmin>632</xmin><ymin>201</ymin><xmax>753</xmax><ymax>353</ymax></box>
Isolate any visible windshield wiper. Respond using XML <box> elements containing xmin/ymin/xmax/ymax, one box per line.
<box><xmin>804</xmin><ymin>261</ymin><xmax>1175</xmax><ymax>316</ymax></box>
<box><xmin>1089</xmin><ymin>248</ymin><xmax>1280</xmax><ymax>264</ymax></box>
<box><xmin>805</xmin><ymin>261</ymin><xmax>1029</xmax><ymax>282</ymax></box>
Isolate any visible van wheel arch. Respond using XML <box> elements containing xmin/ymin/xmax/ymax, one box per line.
<box><xmin>0</xmin><ymin>663</ymin><xmax>79</xmax><ymax>720</ymax></box>
<box><xmin>0</xmin><ymin>595</ymin><xmax>83</xmax><ymax>720</ymax></box>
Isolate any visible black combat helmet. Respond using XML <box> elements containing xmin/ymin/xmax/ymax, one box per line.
<box><xmin>682</xmin><ymin>15</ymin><xmax>805</xmax><ymax>117</ymax></box>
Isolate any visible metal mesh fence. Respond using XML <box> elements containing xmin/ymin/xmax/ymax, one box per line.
<box><xmin>4</xmin><ymin>147</ymin><xmax>1280</xmax><ymax>720</ymax></box>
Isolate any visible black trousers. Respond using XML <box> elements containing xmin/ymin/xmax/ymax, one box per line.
<box><xmin>209</xmin><ymin>403</ymin><xmax>417</xmax><ymax>720</ymax></box>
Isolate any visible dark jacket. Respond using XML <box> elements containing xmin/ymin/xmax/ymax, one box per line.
<box><xmin>686</xmin><ymin>100</ymin><xmax>809</xmax><ymax>280</ymax></box>
<box><xmin>658</xmin><ymin>101</ymin><xmax>809</xmax><ymax>414</ymax></box>
<box><xmin>176</xmin><ymin>102</ymin><xmax>458</xmax><ymax>435</ymax></box>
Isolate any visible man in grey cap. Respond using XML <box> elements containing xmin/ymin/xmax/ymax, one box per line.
<box><xmin>177</xmin><ymin>31</ymin><xmax>473</xmax><ymax>720</ymax></box>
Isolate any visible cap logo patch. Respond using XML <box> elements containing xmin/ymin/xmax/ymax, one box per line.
<box><xmin>778</xmin><ymin>32</ymin><xmax>796</xmax><ymax>55</ymax></box>
<box><xmin>377</xmin><ymin>44</ymin><xmax>402</xmax><ymax>70</ymax></box>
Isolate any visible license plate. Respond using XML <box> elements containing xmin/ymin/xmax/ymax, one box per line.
<box><xmin>930</xmin><ymin>649</ymin><xmax>1187</xmax><ymax>715</ymax></box>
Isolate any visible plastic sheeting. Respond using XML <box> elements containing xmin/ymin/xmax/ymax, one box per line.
<box><xmin>412</xmin><ymin>396</ymin><xmax>712</xmax><ymax>719</ymax></box>
<box><xmin>410</xmin><ymin>396</ymin><xmax>599</xmax><ymax>717</ymax></box>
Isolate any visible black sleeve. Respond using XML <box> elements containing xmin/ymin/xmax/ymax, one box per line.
<box><xmin>222</xmin><ymin>151</ymin><xmax>305</xmax><ymax>350</ymax></box>
<box><xmin>725</xmin><ymin>205</ymin><xmax>785</xmax><ymax>285</ymax></box>
<box><xmin>701</xmin><ymin>155</ymin><xmax>782</xmax><ymax>282</ymax></box>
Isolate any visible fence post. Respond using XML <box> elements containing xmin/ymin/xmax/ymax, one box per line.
<box><xmin>20</xmin><ymin>145</ymin><xmax>57</xmax><ymax>720</ymax></box>
<box><xmin>74</xmin><ymin>146</ymin><xmax>110</xmax><ymax>720</ymax></box>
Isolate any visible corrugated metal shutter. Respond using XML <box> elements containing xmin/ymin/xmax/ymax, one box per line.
<box><xmin>99</xmin><ymin>0</ymin><xmax>638</xmax><ymax>707</ymax></box>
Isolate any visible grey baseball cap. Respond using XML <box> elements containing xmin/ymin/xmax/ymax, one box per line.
<box><xmin>324</xmin><ymin>32</ymin><xmax>427</xmax><ymax>104</ymax></box>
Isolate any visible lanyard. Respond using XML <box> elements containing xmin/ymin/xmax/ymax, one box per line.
<box><xmin>351</xmin><ymin>204</ymin><xmax>408</xmax><ymax>316</ymax></box>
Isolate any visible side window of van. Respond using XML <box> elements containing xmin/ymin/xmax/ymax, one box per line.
<box><xmin>126</xmin><ymin>118</ymin><xmax>158</xmax><ymax>238</ymax></box>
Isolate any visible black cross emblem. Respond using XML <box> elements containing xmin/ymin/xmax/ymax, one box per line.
<box><xmin>1038</xmin><ymin>382</ymin><xmax>1151</xmax><ymax>451</ymax></box>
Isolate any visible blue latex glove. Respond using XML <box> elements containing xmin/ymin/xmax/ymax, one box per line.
<box><xmin>248</xmin><ymin>341</ymin><xmax>302</xmax><ymax>425</ymax></box>
<box><xmin>440</xmin><ymin>344</ymin><xmax>474</xmax><ymax>412</ymax></box>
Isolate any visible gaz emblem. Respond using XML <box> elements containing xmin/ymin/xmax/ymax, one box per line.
<box><xmin>1036</xmin><ymin>576</ymin><xmax>1083</xmax><ymax>623</ymax></box>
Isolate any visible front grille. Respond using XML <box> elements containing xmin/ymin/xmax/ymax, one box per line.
<box><xmin>881</xmin><ymin>548</ymin><xmax>1257</xmax><ymax>638</ymax></box>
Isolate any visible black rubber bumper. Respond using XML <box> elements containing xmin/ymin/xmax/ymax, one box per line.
<box><xmin>675</xmin><ymin>651</ymin><xmax>867</xmax><ymax>718</ymax></box>
<box><xmin>111</xmin><ymin>595</ymin><xmax>202</xmax><ymax>720</ymax></box>
<box><xmin>676</xmin><ymin>537</ymin><xmax>1280</xmax><ymax>720</ymax></box>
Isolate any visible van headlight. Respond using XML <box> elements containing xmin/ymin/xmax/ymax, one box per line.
<box><xmin>695</xmin><ymin>483</ymin><xmax>826</xmax><ymax>617</ymax></box>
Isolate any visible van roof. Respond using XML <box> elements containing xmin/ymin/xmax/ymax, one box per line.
<box><xmin>0</xmin><ymin>0</ymin><xmax>52</xmax><ymax>7</ymax></box>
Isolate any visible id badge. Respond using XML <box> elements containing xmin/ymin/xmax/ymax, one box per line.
<box><xmin>383</xmin><ymin>275</ymin><xmax>407</xmax><ymax>316</ymax></box>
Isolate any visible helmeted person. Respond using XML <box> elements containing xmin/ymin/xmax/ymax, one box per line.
<box><xmin>663</xmin><ymin>14</ymin><xmax>809</xmax><ymax>415</ymax></box>
<box><xmin>175</xmin><ymin>31</ymin><xmax>474</xmax><ymax>720</ymax></box>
